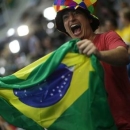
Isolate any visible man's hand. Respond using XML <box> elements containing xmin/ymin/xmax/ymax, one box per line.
<box><xmin>77</xmin><ymin>39</ymin><xmax>129</xmax><ymax>66</ymax></box>
<box><xmin>77</xmin><ymin>39</ymin><xmax>101</xmax><ymax>58</ymax></box>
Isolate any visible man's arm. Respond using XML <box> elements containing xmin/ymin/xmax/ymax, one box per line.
<box><xmin>97</xmin><ymin>46</ymin><xmax>129</xmax><ymax>66</ymax></box>
<box><xmin>77</xmin><ymin>39</ymin><xmax>129</xmax><ymax>66</ymax></box>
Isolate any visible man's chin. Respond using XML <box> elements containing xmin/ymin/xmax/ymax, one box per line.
<box><xmin>80</xmin><ymin>36</ymin><xmax>85</xmax><ymax>40</ymax></box>
<box><xmin>72</xmin><ymin>35</ymin><xmax>84</xmax><ymax>40</ymax></box>
<box><xmin>70</xmin><ymin>32</ymin><xmax>84</xmax><ymax>39</ymax></box>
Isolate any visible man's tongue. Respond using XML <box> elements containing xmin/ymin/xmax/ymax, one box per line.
<box><xmin>74</xmin><ymin>28</ymin><xmax>81</xmax><ymax>36</ymax></box>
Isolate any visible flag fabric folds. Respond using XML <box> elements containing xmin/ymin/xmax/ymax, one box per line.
<box><xmin>0</xmin><ymin>39</ymin><xmax>117</xmax><ymax>130</ymax></box>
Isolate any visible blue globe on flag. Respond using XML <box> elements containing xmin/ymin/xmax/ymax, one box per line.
<box><xmin>13</xmin><ymin>64</ymin><xmax>74</xmax><ymax>108</ymax></box>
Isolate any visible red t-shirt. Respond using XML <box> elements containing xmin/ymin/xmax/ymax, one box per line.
<box><xmin>93</xmin><ymin>31</ymin><xmax>130</xmax><ymax>130</ymax></box>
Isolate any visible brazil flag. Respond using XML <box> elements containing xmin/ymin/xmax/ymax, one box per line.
<box><xmin>0</xmin><ymin>39</ymin><xmax>117</xmax><ymax>130</ymax></box>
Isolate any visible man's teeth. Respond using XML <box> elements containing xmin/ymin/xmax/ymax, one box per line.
<box><xmin>71</xmin><ymin>24</ymin><xmax>80</xmax><ymax>28</ymax></box>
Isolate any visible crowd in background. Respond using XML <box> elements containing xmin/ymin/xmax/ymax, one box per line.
<box><xmin>0</xmin><ymin>116</ymin><xmax>23</xmax><ymax>130</ymax></box>
<box><xmin>0</xmin><ymin>0</ymin><xmax>130</xmax><ymax>129</ymax></box>
<box><xmin>97</xmin><ymin>1</ymin><xmax>130</xmax><ymax>77</ymax></box>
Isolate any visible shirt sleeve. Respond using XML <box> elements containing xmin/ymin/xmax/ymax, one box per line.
<box><xmin>105</xmin><ymin>31</ymin><xmax>127</xmax><ymax>50</ymax></box>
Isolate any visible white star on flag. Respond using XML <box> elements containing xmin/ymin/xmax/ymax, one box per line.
<box><xmin>39</xmin><ymin>88</ymin><xmax>42</xmax><ymax>90</ymax></box>
<box><xmin>60</xmin><ymin>94</ymin><xmax>63</xmax><ymax>97</ymax></box>
<box><xmin>50</xmin><ymin>93</ymin><xmax>54</xmax><ymax>96</ymax></box>
<box><xmin>58</xmin><ymin>90</ymin><xmax>61</xmax><ymax>93</ymax></box>
<box><xmin>61</xmin><ymin>75</ymin><xmax>65</xmax><ymax>79</ymax></box>
<box><xmin>63</xmin><ymin>82</ymin><xmax>66</xmax><ymax>85</ymax></box>
<box><xmin>65</xmin><ymin>78</ymin><xmax>68</xmax><ymax>81</ymax></box>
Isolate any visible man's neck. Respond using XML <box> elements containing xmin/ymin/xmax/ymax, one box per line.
<box><xmin>85</xmin><ymin>32</ymin><xmax>96</xmax><ymax>41</ymax></box>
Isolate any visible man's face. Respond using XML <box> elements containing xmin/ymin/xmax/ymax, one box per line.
<box><xmin>62</xmin><ymin>9</ymin><xmax>92</xmax><ymax>39</ymax></box>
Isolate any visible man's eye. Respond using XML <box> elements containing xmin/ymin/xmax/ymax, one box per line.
<box><xmin>63</xmin><ymin>15</ymin><xmax>69</xmax><ymax>21</ymax></box>
<box><xmin>73</xmin><ymin>11</ymin><xmax>80</xmax><ymax>15</ymax></box>
<box><xmin>73</xmin><ymin>10</ymin><xmax>80</xmax><ymax>15</ymax></box>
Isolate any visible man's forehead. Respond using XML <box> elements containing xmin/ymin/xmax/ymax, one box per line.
<box><xmin>62</xmin><ymin>8</ymin><xmax>76</xmax><ymax>15</ymax></box>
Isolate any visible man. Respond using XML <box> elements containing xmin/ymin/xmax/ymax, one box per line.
<box><xmin>54</xmin><ymin>0</ymin><xmax>130</xmax><ymax>129</ymax></box>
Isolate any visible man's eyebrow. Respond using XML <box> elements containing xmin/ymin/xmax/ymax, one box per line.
<box><xmin>63</xmin><ymin>11</ymin><xmax>69</xmax><ymax>16</ymax></box>
<box><xmin>63</xmin><ymin>9</ymin><xmax>73</xmax><ymax>15</ymax></box>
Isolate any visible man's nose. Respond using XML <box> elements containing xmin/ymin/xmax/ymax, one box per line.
<box><xmin>69</xmin><ymin>14</ymin><xmax>75</xmax><ymax>21</ymax></box>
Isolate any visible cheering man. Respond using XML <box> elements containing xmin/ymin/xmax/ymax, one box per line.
<box><xmin>54</xmin><ymin>0</ymin><xmax>130</xmax><ymax>129</ymax></box>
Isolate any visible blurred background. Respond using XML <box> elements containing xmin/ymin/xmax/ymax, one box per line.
<box><xmin>0</xmin><ymin>0</ymin><xmax>130</xmax><ymax>129</ymax></box>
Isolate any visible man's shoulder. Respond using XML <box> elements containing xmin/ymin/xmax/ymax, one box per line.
<box><xmin>97</xmin><ymin>31</ymin><xmax>122</xmax><ymax>41</ymax></box>
<box><xmin>95</xmin><ymin>31</ymin><xmax>120</xmax><ymax>42</ymax></box>
<box><xmin>99</xmin><ymin>31</ymin><xmax>120</xmax><ymax>37</ymax></box>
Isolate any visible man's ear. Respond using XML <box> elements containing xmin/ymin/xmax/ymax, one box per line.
<box><xmin>59</xmin><ymin>30</ymin><xmax>70</xmax><ymax>36</ymax></box>
<box><xmin>64</xmin><ymin>28</ymin><xmax>70</xmax><ymax>36</ymax></box>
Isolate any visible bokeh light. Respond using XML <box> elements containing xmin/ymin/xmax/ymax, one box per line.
<box><xmin>47</xmin><ymin>22</ymin><xmax>54</xmax><ymax>29</ymax></box>
<box><xmin>17</xmin><ymin>25</ymin><xmax>29</xmax><ymax>36</ymax></box>
<box><xmin>9</xmin><ymin>40</ymin><xmax>20</xmax><ymax>53</ymax></box>
<box><xmin>7</xmin><ymin>28</ymin><xmax>15</xmax><ymax>37</ymax></box>
<box><xmin>43</xmin><ymin>7</ymin><xmax>56</xmax><ymax>20</ymax></box>
<box><xmin>0</xmin><ymin>67</ymin><xmax>5</xmax><ymax>75</ymax></box>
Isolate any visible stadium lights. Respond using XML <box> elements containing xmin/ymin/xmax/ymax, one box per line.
<box><xmin>9</xmin><ymin>40</ymin><xmax>20</xmax><ymax>53</ymax></box>
<box><xmin>47</xmin><ymin>22</ymin><xmax>54</xmax><ymax>29</ymax></box>
<box><xmin>0</xmin><ymin>67</ymin><xmax>5</xmax><ymax>75</ymax></box>
<box><xmin>17</xmin><ymin>25</ymin><xmax>29</xmax><ymax>36</ymax></box>
<box><xmin>43</xmin><ymin>7</ymin><xmax>56</xmax><ymax>20</ymax></box>
<box><xmin>7</xmin><ymin>28</ymin><xmax>15</xmax><ymax>37</ymax></box>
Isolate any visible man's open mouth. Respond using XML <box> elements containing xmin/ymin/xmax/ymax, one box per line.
<box><xmin>70</xmin><ymin>24</ymin><xmax>82</xmax><ymax>36</ymax></box>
